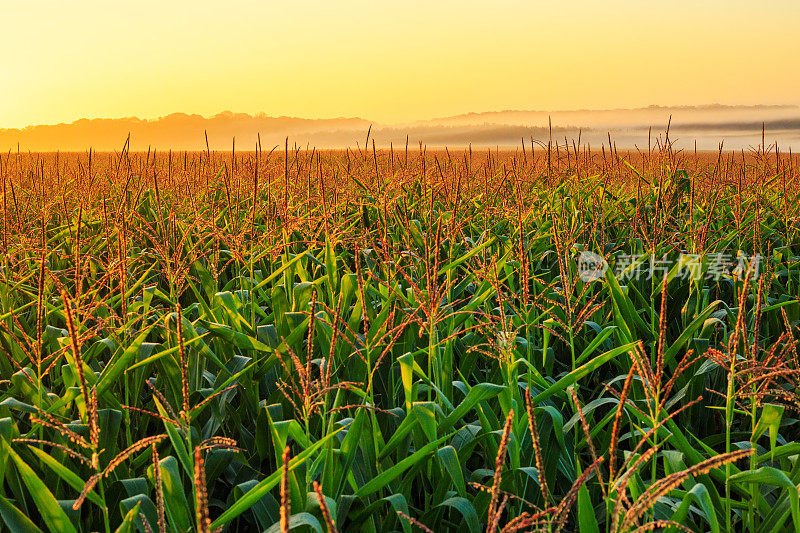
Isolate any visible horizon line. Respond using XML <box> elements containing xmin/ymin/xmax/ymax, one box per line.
<box><xmin>4</xmin><ymin>102</ymin><xmax>799</xmax><ymax>131</ymax></box>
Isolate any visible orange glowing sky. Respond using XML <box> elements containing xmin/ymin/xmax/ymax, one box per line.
<box><xmin>2</xmin><ymin>0</ymin><xmax>799</xmax><ymax>129</ymax></box>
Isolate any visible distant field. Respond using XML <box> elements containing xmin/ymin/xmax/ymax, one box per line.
<box><xmin>0</xmin><ymin>142</ymin><xmax>798</xmax><ymax>532</ymax></box>
<box><xmin>2</xmin><ymin>104</ymin><xmax>798</xmax><ymax>151</ymax></box>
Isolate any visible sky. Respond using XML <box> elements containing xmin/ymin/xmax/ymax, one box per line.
<box><xmin>2</xmin><ymin>0</ymin><xmax>800</xmax><ymax>129</ymax></box>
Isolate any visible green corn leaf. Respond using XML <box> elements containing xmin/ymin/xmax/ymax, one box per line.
<box><xmin>356</xmin><ymin>433</ymin><xmax>453</xmax><ymax>498</ymax></box>
<box><xmin>26</xmin><ymin>447</ymin><xmax>103</xmax><ymax>507</ymax></box>
<box><xmin>114</xmin><ymin>501</ymin><xmax>141</xmax><ymax>533</ymax></box>
<box><xmin>2</xmin><ymin>440</ymin><xmax>77</xmax><ymax>533</ymax></box>
<box><xmin>0</xmin><ymin>493</ymin><xmax>43</xmax><ymax>533</ymax></box>
<box><xmin>210</xmin><ymin>427</ymin><xmax>344</xmax><ymax>529</ymax></box>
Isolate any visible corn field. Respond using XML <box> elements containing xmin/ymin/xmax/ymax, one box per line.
<box><xmin>0</xmin><ymin>138</ymin><xmax>799</xmax><ymax>532</ymax></box>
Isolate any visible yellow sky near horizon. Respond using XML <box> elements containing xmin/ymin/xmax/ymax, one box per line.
<box><xmin>2</xmin><ymin>0</ymin><xmax>799</xmax><ymax>129</ymax></box>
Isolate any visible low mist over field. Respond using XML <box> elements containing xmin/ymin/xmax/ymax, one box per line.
<box><xmin>3</xmin><ymin>104</ymin><xmax>799</xmax><ymax>151</ymax></box>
